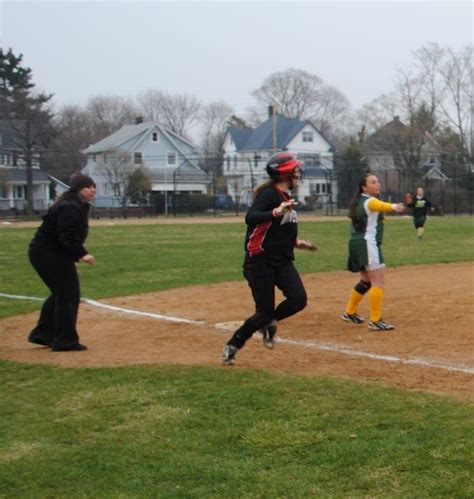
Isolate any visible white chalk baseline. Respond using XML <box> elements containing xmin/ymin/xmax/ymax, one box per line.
<box><xmin>1</xmin><ymin>292</ymin><xmax>473</xmax><ymax>375</ymax></box>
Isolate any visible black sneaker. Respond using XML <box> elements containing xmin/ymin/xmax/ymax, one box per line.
<box><xmin>222</xmin><ymin>344</ymin><xmax>238</xmax><ymax>365</ymax></box>
<box><xmin>51</xmin><ymin>343</ymin><xmax>88</xmax><ymax>352</ymax></box>
<box><xmin>368</xmin><ymin>319</ymin><xmax>395</xmax><ymax>331</ymax></box>
<box><xmin>27</xmin><ymin>335</ymin><xmax>52</xmax><ymax>347</ymax></box>
<box><xmin>260</xmin><ymin>324</ymin><xmax>277</xmax><ymax>349</ymax></box>
<box><xmin>341</xmin><ymin>312</ymin><xmax>365</xmax><ymax>324</ymax></box>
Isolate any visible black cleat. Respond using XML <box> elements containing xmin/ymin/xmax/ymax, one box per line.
<box><xmin>222</xmin><ymin>344</ymin><xmax>238</xmax><ymax>365</ymax></box>
<box><xmin>260</xmin><ymin>324</ymin><xmax>277</xmax><ymax>349</ymax></box>
<box><xmin>51</xmin><ymin>343</ymin><xmax>88</xmax><ymax>352</ymax></box>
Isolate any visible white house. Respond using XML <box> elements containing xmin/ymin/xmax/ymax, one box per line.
<box><xmin>221</xmin><ymin>112</ymin><xmax>336</xmax><ymax>207</ymax></box>
<box><xmin>82</xmin><ymin>118</ymin><xmax>209</xmax><ymax>209</ymax></box>
<box><xmin>0</xmin><ymin>120</ymin><xmax>51</xmax><ymax>213</ymax></box>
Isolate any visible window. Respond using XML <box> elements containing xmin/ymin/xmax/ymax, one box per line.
<box><xmin>297</xmin><ymin>153</ymin><xmax>320</xmax><ymax>166</ymax></box>
<box><xmin>14</xmin><ymin>185</ymin><xmax>25</xmax><ymax>199</ymax></box>
<box><xmin>0</xmin><ymin>135</ymin><xmax>2</xmax><ymax>145</ymax></box>
<box><xmin>315</xmin><ymin>184</ymin><xmax>320</xmax><ymax>194</ymax></box>
<box><xmin>302</xmin><ymin>131</ymin><xmax>314</xmax><ymax>143</ymax></box>
<box><xmin>103</xmin><ymin>153</ymin><xmax>108</xmax><ymax>164</ymax></box>
<box><xmin>152</xmin><ymin>132</ymin><xmax>159</xmax><ymax>142</ymax></box>
<box><xmin>167</xmin><ymin>152</ymin><xmax>176</xmax><ymax>165</ymax></box>
<box><xmin>12</xmin><ymin>152</ymin><xmax>18</xmax><ymax>166</ymax></box>
<box><xmin>134</xmin><ymin>152</ymin><xmax>143</xmax><ymax>165</ymax></box>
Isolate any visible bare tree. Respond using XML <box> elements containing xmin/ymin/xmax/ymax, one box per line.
<box><xmin>85</xmin><ymin>95</ymin><xmax>138</xmax><ymax>139</ymax></box>
<box><xmin>43</xmin><ymin>105</ymin><xmax>93</xmax><ymax>180</ymax></box>
<box><xmin>198</xmin><ymin>101</ymin><xmax>233</xmax><ymax>169</ymax></box>
<box><xmin>95</xmin><ymin>149</ymin><xmax>134</xmax><ymax>212</ymax></box>
<box><xmin>136</xmin><ymin>89</ymin><xmax>201</xmax><ymax>138</ymax></box>
<box><xmin>436</xmin><ymin>45</ymin><xmax>472</xmax><ymax>160</ymax></box>
<box><xmin>358</xmin><ymin>43</ymin><xmax>473</xmax><ymax>165</ymax></box>
<box><xmin>249</xmin><ymin>67</ymin><xmax>350</xmax><ymax>141</ymax></box>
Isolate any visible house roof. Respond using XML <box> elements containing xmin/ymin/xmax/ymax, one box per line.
<box><xmin>364</xmin><ymin>116</ymin><xmax>440</xmax><ymax>154</ymax></box>
<box><xmin>227</xmin><ymin>114</ymin><xmax>334</xmax><ymax>152</ymax></box>
<box><xmin>0</xmin><ymin>167</ymin><xmax>49</xmax><ymax>183</ymax></box>
<box><xmin>83</xmin><ymin>121</ymin><xmax>198</xmax><ymax>155</ymax></box>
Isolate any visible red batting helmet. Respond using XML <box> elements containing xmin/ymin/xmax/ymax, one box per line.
<box><xmin>266</xmin><ymin>151</ymin><xmax>304</xmax><ymax>180</ymax></box>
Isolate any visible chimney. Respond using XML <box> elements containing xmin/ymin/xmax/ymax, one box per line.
<box><xmin>135</xmin><ymin>116</ymin><xmax>144</xmax><ymax>125</ymax></box>
<box><xmin>268</xmin><ymin>105</ymin><xmax>274</xmax><ymax>118</ymax></box>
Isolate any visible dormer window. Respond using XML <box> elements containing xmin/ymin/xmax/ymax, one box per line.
<box><xmin>302</xmin><ymin>131</ymin><xmax>314</xmax><ymax>143</ymax></box>
<box><xmin>152</xmin><ymin>132</ymin><xmax>159</xmax><ymax>143</ymax></box>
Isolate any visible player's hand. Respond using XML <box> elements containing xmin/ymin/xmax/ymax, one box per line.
<box><xmin>296</xmin><ymin>239</ymin><xmax>318</xmax><ymax>252</ymax></box>
<box><xmin>392</xmin><ymin>203</ymin><xmax>405</xmax><ymax>213</ymax></box>
<box><xmin>273</xmin><ymin>199</ymin><xmax>298</xmax><ymax>216</ymax></box>
<box><xmin>81</xmin><ymin>254</ymin><xmax>96</xmax><ymax>266</ymax></box>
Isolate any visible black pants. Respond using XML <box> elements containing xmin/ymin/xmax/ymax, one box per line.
<box><xmin>28</xmin><ymin>247</ymin><xmax>81</xmax><ymax>349</ymax></box>
<box><xmin>228</xmin><ymin>256</ymin><xmax>307</xmax><ymax>349</ymax></box>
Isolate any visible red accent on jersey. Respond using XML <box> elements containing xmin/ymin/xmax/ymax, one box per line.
<box><xmin>273</xmin><ymin>185</ymin><xmax>290</xmax><ymax>200</ymax></box>
<box><xmin>247</xmin><ymin>221</ymin><xmax>272</xmax><ymax>257</ymax></box>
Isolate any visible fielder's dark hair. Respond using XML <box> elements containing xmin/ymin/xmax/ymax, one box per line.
<box><xmin>348</xmin><ymin>172</ymin><xmax>374</xmax><ymax>232</ymax></box>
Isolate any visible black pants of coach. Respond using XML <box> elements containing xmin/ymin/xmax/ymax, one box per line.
<box><xmin>28</xmin><ymin>246</ymin><xmax>81</xmax><ymax>349</ymax></box>
<box><xmin>228</xmin><ymin>255</ymin><xmax>307</xmax><ymax>349</ymax></box>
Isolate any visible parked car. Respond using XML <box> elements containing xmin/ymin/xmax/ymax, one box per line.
<box><xmin>215</xmin><ymin>194</ymin><xmax>234</xmax><ymax>210</ymax></box>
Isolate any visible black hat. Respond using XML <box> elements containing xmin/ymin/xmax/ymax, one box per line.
<box><xmin>69</xmin><ymin>172</ymin><xmax>96</xmax><ymax>192</ymax></box>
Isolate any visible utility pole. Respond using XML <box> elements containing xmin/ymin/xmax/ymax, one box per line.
<box><xmin>270</xmin><ymin>105</ymin><xmax>277</xmax><ymax>152</ymax></box>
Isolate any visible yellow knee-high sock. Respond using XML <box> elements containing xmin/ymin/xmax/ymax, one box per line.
<box><xmin>369</xmin><ymin>287</ymin><xmax>384</xmax><ymax>322</ymax></box>
<box><xmin>346</xmin><ymin>290</ymin><xmax>364</xmax><ymax>315</ymax></box>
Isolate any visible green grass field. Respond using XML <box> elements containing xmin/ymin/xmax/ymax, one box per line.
<box><xmin>0</xmin><ymin>216</ymin><xmax>473</xmax><ymax>497</ymax></box>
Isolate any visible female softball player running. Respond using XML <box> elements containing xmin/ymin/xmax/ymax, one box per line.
<box><xmin>222</xmin><ymin>152</ymin><xmax>317</xmax><ymax>365</ymax></box>
<box><xmin>341</xmin><ymin>173</ymin><xmax>404</xmax><ymax>331</ymax></box>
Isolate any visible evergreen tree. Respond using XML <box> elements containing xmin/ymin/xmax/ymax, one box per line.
<box><xmin>0</xmin><ymin>48</ymin><xmax>55</xmax><ymax>215</ymax></box>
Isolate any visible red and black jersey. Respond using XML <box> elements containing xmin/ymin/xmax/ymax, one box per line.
<box><xmin>244</xmin><ymin>184</ymin><xmax>298</xmax><ymax>261</ymax></box>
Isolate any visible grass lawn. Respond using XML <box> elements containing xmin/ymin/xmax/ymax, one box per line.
<box><xmin>0</xmin><ymin>216</ymin><xmax>473</xmax><ymax>497</ymax></box>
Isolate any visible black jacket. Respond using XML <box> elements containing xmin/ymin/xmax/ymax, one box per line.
<box><xmin>30</xmin><ymin>196</ymin><xmax>90</xmax><ymax>261</ymax></box>
<box><xmin>244</xmin><ymin>185</ymin><xmax>298</xmax><ymax>262</ymax></box>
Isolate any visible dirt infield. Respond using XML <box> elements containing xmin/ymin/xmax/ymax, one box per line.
<box><xmin>0</xmin><ymin>262</ymin><xmax>472</xmax><ymax>400</ymax></box>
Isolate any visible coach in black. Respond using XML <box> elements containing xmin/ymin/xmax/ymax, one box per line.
<box><xmin>27</xmin><ymin>172</ymin><xmax>96</xmax><ymax>351</ymax></box>
<box><xmin>222</xmin><ymin>152</ymin><xmax>317</xmax><ymax>365</ymax></box>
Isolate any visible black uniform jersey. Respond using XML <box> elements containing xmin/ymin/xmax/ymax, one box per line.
<box><xmin>244</xmin><ymin>184</ymin><xmax>298</xmax><ymax>262</ymax></box>
<box><xmin>408</xmin><ymin>196</ymin><xmax>433</xmax><ymax>217</ymax></box>
<box><xmin>30</xmin><ymin>197</ymin><xmax>90</xmax><ymax>261</ymax></box>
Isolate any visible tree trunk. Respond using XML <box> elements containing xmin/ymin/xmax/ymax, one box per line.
<box><xmin>25</xmin><ymin>121</ymin><xmax>34</xmax><ymax>216</ymax></box>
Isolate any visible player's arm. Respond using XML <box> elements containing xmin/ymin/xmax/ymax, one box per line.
<box><xmin>367</xmin><ymin>198</ymin><xmax>404</xmax><ymax>213</ymax></box>
<box><xmin>245</xmin><ymin>189</ymin><xmax>276</xmax><ymax>224</ymax></box>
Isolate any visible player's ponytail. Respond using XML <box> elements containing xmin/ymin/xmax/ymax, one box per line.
<box><xmin>349</xmin><ymin>172</ymin><xmax>372</xmax><ymax>231</ymax></box>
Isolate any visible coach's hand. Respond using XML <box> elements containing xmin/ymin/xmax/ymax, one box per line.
<box><xmin>81</xmin><ymin>254</ymin><xmax>96</xmax><ymax>266</ymax></box>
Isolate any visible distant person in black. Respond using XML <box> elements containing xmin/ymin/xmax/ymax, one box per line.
<box><xmin>27</xmin><ymin>172</ymin><xmax>97</xmax><ymax>351</ymax></box>
<box><xmin>222</xmin><ymin>152</ymin><xmax>317</xmax><ymax>365</ymax></box>
<box><xmin>406</xmin><ymin>187</ymin><xmax>434</xmax><ymax>240</ymax></box>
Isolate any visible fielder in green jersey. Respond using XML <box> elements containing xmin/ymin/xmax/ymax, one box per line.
<box><xmin>341</xmin><ymin>173</ymin><xmax>404</xmax><ymax>331</ymax></box>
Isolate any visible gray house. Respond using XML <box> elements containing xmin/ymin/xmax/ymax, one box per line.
<box><xmin>221</xmin><ymin>112</ymin><xmax>336</xmax><ymax>207</ymax></box>
<box><xmin>82</xmin><ymin>118</ymin><xmax>209</xmax><ymax>209</ymax></box>
<box><xmin>0</xmin><ymin>120</ymin><xmax>51</xmax><ymax>212</ymax></box>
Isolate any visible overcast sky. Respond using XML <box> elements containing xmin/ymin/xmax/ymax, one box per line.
<box><xmin>1</xmin><ymin>1</ymin><xmax>472</xmax><ymax>115</ymax></box>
